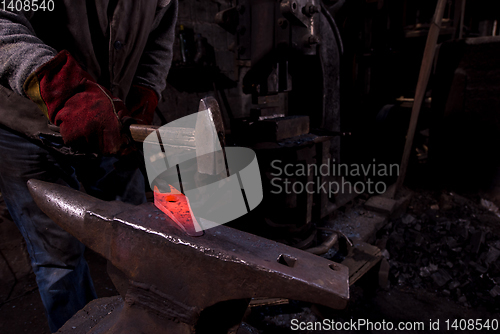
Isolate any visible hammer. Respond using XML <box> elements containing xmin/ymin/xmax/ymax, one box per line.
<box><xmin>129</xmin><ymin>96</ymin><xmax>226</xmax><ymax>176</ymax></box>
<box><xmin>120</xmin><ymin>96</ymin><xmax>262</xmax><ymax>237</ymax></box>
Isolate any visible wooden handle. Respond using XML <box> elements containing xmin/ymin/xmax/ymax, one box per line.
<box><xmin>129</xmin><ymin>124</ymin><xmax>160</xmax><ymax>143</ymax></box>
<box><xmin>129</xmin><ymin>124</ymin><xmax>196</xmax><ymax>148</ymax></box>
<box><xmin>391</xmin><ymin>0</ymin><xmax>447</xmax><ymax>199</ymax></box>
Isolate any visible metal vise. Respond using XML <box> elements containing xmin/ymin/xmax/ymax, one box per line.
<box><xmin>28</xmin><ymin>180</ymin><xmax>349</xmax><ymax>334</ymax></box>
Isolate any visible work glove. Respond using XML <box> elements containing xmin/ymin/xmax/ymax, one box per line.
<box><xmin>23</xmin><ymin>50</ymin><xmax>131</xmax><ymax>156</ymax></box>
<box><xmin>112</xmin><ymin>85</ymin><xmax>159</xmax><ymax>172</ymax></box>
<box><xmin>124</xmin><ymin>84</ymin><xmax>159</xmax><ymax>126</ymax></box>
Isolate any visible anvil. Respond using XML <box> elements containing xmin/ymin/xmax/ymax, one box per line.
<box><xmin>28</xmin><ymin>180</ymin><xmax>349</xmax><ymax>334</ymax></box>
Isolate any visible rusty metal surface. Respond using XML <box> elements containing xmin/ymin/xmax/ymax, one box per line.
<box><xmin>28</xmin><ymin>180</ymin><xmax>349</xmax><ymax>333</ymax></box>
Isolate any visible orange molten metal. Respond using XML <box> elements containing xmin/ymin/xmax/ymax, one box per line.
<box><xmin>153</xmin><ymin>185</ymin><xmax>203</xmax><ymax>236</ymax></box>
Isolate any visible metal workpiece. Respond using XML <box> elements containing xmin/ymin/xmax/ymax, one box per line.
<box><xmin>144</xmin><ymin>144</ymin><xmax>264</xmax><ymax>233</ymax></box>
<box><xmin>27</xmin><ymin>180</ymin><xmax>349</xmax><ymax>333</ymax></box>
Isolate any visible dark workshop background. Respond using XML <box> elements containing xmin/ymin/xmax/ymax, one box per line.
<box><xmin>2</xmin><ymin>0</ymin><xmax>500</xmax><ymax>333</ymax></box>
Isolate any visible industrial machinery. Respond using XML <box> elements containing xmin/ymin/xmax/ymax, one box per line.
<box><xmin>161</xmin><ymin>0</ymin><xmax>345</xmax><ymax>244</ymax></box>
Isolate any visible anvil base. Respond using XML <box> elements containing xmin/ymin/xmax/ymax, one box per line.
<box><xmin>58</xmin><ymin>297</ymin><xmax>252</xmax><ymax>334</ymax></box>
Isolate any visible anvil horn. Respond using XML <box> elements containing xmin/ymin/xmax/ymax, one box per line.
<box><xmin>27</xmin><ymin>179</ymin><xmax>135</xmax><ymax>260</ymax></box>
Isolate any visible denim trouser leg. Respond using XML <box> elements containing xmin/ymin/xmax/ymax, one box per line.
<box><xmin>0</xmin><ymin>126</ymin><xmax>145</xmax><ymax>332</ymax></box>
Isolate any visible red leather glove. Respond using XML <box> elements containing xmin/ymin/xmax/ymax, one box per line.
<box><xmin>125</xmin><ymin>85</ymin><xmax>158</xmax><ymax>125</ymax></box>
<box><xmin>24</xmin><ymin>50</ymin><xmax>131</xmax><ymax>155</ymax></box>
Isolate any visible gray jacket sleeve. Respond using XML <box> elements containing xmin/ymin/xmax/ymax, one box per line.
<box><xmin>132</xmin><ymin>0</ymin><xmax>177</xmax><ymax>98</ymax></box>
<box><xmin>0</xmin><ymin>10</ymin><xmax>56</xmax><ymax>96</ymax></box>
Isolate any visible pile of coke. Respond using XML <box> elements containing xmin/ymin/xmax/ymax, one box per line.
<box><xmin>382</xmin><ymin>191</ymin><xmax>500</xmax><ymax>310</ymax></box>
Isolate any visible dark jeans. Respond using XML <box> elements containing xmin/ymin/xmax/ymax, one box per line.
<box><xmin>0</xmin><ymin>126</ymin><xmax>146</xmax><ymax>332</ymax></box>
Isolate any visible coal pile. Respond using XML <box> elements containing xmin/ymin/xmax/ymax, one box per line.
<box><xmin>382</xmin><ymin>191</ymin><xmax>500</xmax><ymax>311</ymax></box>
